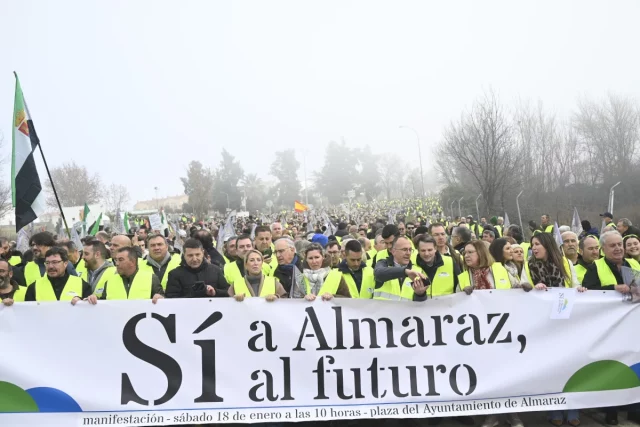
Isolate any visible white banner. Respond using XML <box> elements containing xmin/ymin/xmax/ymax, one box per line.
<box><xmin>1</xmin><ymin>291</ymin><xmax>639</xmax><ymax>426</ymax></box>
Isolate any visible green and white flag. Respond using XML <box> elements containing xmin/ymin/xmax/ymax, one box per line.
<box><xmin>123</xmin><ymin>211</ymin><xmax>130</xmax><ymax>233</ymax></box>
<box><xmin>82</xmin><ymin>203</ymin><xmax>90</xmax><ymax>236</ymax></box>
<box><xmin>90</xmin><ymin>213</ymin><xmax>102</xmax><ymax>236</ymax></box>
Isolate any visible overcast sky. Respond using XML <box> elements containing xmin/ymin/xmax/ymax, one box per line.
<box><xmin>2</xmin><ymin>0</ymin><xmax>640</xmax><ymax>207</ymax></box>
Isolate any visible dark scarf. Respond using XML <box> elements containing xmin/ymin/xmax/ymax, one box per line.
<box><xmin>278</xmin><ymin>255</ymin><xmax>299</xmax><ymax>273</ymax></box>
<box><xmin>529</xmin><ymin>259</ymin><xmax>564</xmax><ymax>287</ymax></box>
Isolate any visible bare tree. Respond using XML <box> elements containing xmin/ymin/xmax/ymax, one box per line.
<box><xmin>103</xmin><ymin>184</ymin><xmax>130</xmax><ymax>215</ymax></box>
<box><xmin>436</xmin><ymin>91</ymin><xmax>521</xmax><ymax>213</ymax></box>
<box><xmin>378</xmin><ymin>154</ymin><xmax>403</xmax><ymax>200</ymax></box>
<box><xmin>0</xmin><ymin>132</ymin><xmax>11</xmax><ymax>220</ymax></box>
<box><xmin>573</xmin><ymin>93</ymin><xmax>640</xmax><ymax>182</ymax></box>
<box><xmin>45</xmin><ymin>161</ymin><xmax>102</xmax><ymax>208</ymax></box>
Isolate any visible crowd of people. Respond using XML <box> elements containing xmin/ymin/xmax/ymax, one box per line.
<box><xmin>0</xmin><ymin>197</ymin><xmax>639</xmax><ymax>426</ymax></box>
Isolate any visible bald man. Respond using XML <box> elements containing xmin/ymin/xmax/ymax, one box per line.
<box><xmin>110</xmin><ymin>235</ymin><xmax>132</xmax><ymax>263</ymax></box>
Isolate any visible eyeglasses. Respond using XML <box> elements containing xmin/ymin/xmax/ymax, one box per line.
<box><xmin>44</xmin><ymin>260</ymin><xmax>64</xmax><ymax>266</ymax></box>
<box><xmin>394</xmin><ymin>248</ymin><xmax>412</xmax><ymax>253</ymax></box>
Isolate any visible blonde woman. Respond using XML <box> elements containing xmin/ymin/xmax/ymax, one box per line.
<box><xmin>229</xmin><ymin>250</ymin><xmax>286</xmax><ymax>301</ymax></box>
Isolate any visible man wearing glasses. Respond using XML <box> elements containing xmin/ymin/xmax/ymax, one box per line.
<box><xmin>24</xmin><ymin>232</ymin><xmax>78</xmax><ymax>286</ymax></box>
<box><xmin>24</xmin><ymin>247</ymin><xmax>91</xmax><ymax>303</ymax></box>
<box><xmin>373</xmin><ymin>236</ymin><xmax>427</xmax><ymax>301</ymax></box>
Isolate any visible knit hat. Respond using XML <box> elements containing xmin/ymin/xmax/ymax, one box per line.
<box><xmin>311</xmin><ymin>234</ymin><xmax>329</xmax><ymax>248</ymax></box>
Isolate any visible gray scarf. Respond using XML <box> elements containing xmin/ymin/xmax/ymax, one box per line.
<box><xmin>303</xmin><ymin>267</ymin><xmax>331</xmax><ymax>296</ymax></box>
<box><xmin>146</xmin><ymin>252</ymin><xmax>171</xmax><ymax>270</ymax></box>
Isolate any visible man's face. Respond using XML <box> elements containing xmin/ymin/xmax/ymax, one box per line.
<box><xmin>148</xmin><ymin>236</ymin><xmax>168</xmax><ymax>261</ymax></box>
<box><xmin>327</xmin><ymin>244</ymin><xmax>341</xmax><ymax>265</ymax></box>
<box><xmin>582</xmin><ymin>237</ymin><xmax>600</xmax><ymax>263</ymax></box>
<box><xmin>275</xmin><ymin>240</ymin><xmax>295</xmax><ymax>265</ymax></box>
<box><xmin>358</xmin><ymin>229</ymin><xmax>366</xmax><ymax>238</ymax></box>
<box><xmin>561</xmin><ymin>232</ymin><xmax>578</xmax><ymax>257</ymax></box>
<box><xmin>31</xmin><ymin>242</ymin><xmax>50</xmax><ymax>259</ymax></box>
<box><xmin>482</xmin><ymin>232</ymin><xmax>494</xmax><ymax>243</ymax></box>
<box><xmin>184</xmin><ymin>247</ymin><xmax>204</xmax><ymax>269</ymax></box>
<box><xmin>374</xmin><ymin>236</ymin><xmax>385</xmax><ymax>252</ymax></box>
<box><xmin>616</xmin><ymin>222</ymin><xmax>628</xmax><ymax>234</ymax></box>
<box><xmin>345</xmin><ymin>250</ymin><xmax>362</xmax><ymax>270</ymax></box>
<box><xmin>114</xmin><ymin>253</ymin><xmax>136</xmax><ymax>276</ymax></box>
<box><xmin>271</xmin><ymin>223</ymin><xmax>283</xmax><ymax>239</ymax></box>
<box><xmin>110</xmin><ymin>236</ymin><xmax>130</xmax><ymax>259</ymax></box>
<box><xmin>236</xmin><ymin>238</ymin><xmax>253</xmax><ymax>260</ymax></box>
<box><xmin>0</xmin><ymin>241</ymin><xmax>9</xmax><ymax>259</ymax></box>
<box><xmin>431</xmin><ymin>226</ymin><xmax>447</xmax><ymax>247</ymax></box>
<box><xmin>480</xmin><ymin>218</ymin><xmax>487</xmax><ymax>225</ymax></box>
<box><xmin>138</xmin><ymin>229</ymin><xmax>148</xmax><ymax>241</ymax></box>
<box><xmin>383</xmin><ymin>235</ymin><xmax>395</xmax><ymax>250</ymax></box>
<box><xmin>66</xmin><ymin>248</ymin><xmax>80</xmax><ymax>264</ymax></box>
<box><xmin>0</xmin><ymin>261</ymin><xmax>12</xmax><ymax>281</ymax></box>
<box><xmin>398</xmin><ymin>224</ymin><xmax>406</xmax><ymax>236</ymax></box>
<box><xmin>226</xmin><ymin>239</ymin><xmax>237</xmax><ymax>257</ymax></box>
<box><xmin>418</xmin><ymin>241</ymin><xmax>437</xmax><ymax>264</ymax></box>
<box><xmin>255</xmin><ymin>231</ymin><xmax>272</xmax><ymax>251</ymax></box>
<box><xmin>83</xmin><ymin>245</ymin><xmax>99</xmax><ymax>269</ymax></box>
<box><xmin>391</xmin><ymin>238</ymin><xmax>412</xmax><ymax>265</ymax></box>
<box><xmin>45</xmin><ymin>254</ymin><xmax>67</xmax><ymax>278</ymax></box>
<box><xmin>451</xmin><ymin>233</ymin><xmax>461</xmax><ymax>246</ymax></box>
<box><xmin>603</xmin><ymin>234</ymin><xmax>624</xmax><ymax>263</ymax></box>
<box><xmin>541</xmin><ymin>215</ymin><xmax>549</xmax><ymax>226</ymax></box>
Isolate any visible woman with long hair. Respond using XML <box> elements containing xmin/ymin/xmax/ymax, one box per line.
<box><xmin>229</xmin><ymin>249</ymin><xmax>287</xmax><ymax>301</ymax></box>
<box><xmin>458</xmin><ymin>240</ymin><xmax>512</xmax><ymax>293</ymax></box>
<box><xmin>527</xmin><ymin>234</ymin><xmax>585</xmax><ymax>427</ymax></box>
<box><xmin>528</xmin><ymin>233</ymin><xmax>584</xmax><ymax>290</ymax></box>
<box><xmin>489</xmin><ymin>238</ymin><xmax>532</xmax><ymax>290</ymax></box>
<box><xmin>624</xmin><ymin>235</ymin><xmax>640</xmax><ymax>268</ymax></box>
<box><xmin>299</xmin><ymin>243</ymin><xmax>351</xmax><ymax>300</ymax></box>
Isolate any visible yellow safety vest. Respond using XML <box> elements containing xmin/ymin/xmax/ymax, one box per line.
<box><xmin>74</xmin><ymin>259</ymin><xmax>87</xmax><ymax>278</ymax></box>
<box><xmin>458</xmin><ymin>263</ymin><xmax>511</xmax><ymax>290</ymax></box>
<box><xmin>543</xmin><ymin>225</ymin><xmax>554</xmax><ymax>233</ymax></box>
<box><xmin>9</xmin><ymin>255</ymin><xmax>21</xmax><ymax>266</ymax></box>
<box><xmin>224</xmin><ymin>261</ymin><xmax>244</xmax><ymax>285</ymax></box>
<box><xmin>303</xmin><ymin>269</ymin><xmax>342</xmax><ymax>296</ymax></box>
<box><xmin>34</xmin><ymin>275</ymin><xmax>84</xmax><ymax>301</ymax></box>
<box><xmin>139</xmin><ymin>254</ymin><xmax>181</xmax><ymax>289</ymax></box>
<box><xmin>402</xmin><ymin>256</ymin><xmax>455</xmax><ymax>299</ymax></box>
<box><xmin>574</xmin><ymin>263</ymin><xmax>588</xmax><ymax>284</ymax></box>
<box><xmin>495</xmin><ymin>225</ymin><xmax>503</xmax><ymax>237</ymax></box>
<box><xmin>232</xmin><ymin>276</ymin><xmax>276</xmax><ymax>297</ymax></box>
<box><xmin>521</xmin><ymin>242</ymin><xmax>531</xmax><ymax>258</ymax></box>
<box><xmin>627</xmin><ymin>258</ymin><xmax>640</xmax><ymax>271</ymax></box>
<box><xmin>104</xmin><ymin>270</ymin><xmax>154</xmax><ymax>300</ymax></box>
<box><xmin>13</xmin><ymin>286</ymin><xmax>27</xmax><ymax>302</ymax></box>
<box><xmin>261</xmin><ymin>256</ymin><xmax>278</xmax><ymax>277</ymax></box>
<box><xmin>91</xmin><ymin>266</ymin><xmax>118</xmax><ymax>298</ymax></box>
<box><xmin>373</xmin><ymin>249</ymin><xmax>388</xmax><ymax>266</ymax></box>
<box><xmin>25</xmin><ymin>261</ymin><xmax>45</xmax><ymax>286</ymax></box>
<box><xmin>341</xmin><ymin>267</ymin><xmax>375</xmax><ymax>299</ymax></box>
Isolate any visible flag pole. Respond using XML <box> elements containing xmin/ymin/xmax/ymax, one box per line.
<box><xmin>15</xmin><ymin>72</ymin><xmax>71</xmax><ymax>238</ymax></box>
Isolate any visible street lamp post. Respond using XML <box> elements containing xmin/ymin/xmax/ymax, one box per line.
<box><xmin>450</xmin><ymin>200</ymin><xmax>455</xmax><ymax>218</ymax></box>
<box><xmin>458</xmin><ymin>197</ymin><xmax>464</xmax><ymax>218</ymax></box>
<box><xmin>154</xmin><ymin>187</ymin><xmax>159</xmax><ymax>209</ymax></box>
<box><xmin>608</xmin><ymin>181</ymin><xmax>622</xmax><ymax>215</ymax></box>
<box><xmin>399</xmin><ymin>126</ymin><xmax>425</xmax><ymax>198</ymax></box>
<box><xmin>475</xmin><ymin>193</ymin><xmax>482</xmax><ymax>222</ymax></box>
<box><xmin>516</xmin><ymin>190</ymin><xmax>524</xmax><ymax>230</ymax></box>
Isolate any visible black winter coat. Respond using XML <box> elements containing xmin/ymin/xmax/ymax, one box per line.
<box><xmin>165</xmin><ymin>260</ymin><xmax>229</xmax><ymax>298</ymax></box>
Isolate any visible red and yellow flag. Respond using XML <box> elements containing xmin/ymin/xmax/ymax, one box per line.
<box><xmin>294</xmin><ymin>201</ymin><xmax>308</xmax><ymax>212</ymax></box>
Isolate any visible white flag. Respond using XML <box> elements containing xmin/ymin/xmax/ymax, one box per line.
<box><xmin>571</xmin><ymin>207</ymin><xmax>583</xmax><ymax>235</ymax></box>
<box><xmin>504</xmin><ymin>212</ymin><xmax>511</xmax><ymax>227</ymax></box>
<box><xmin>554</xmin><ymin>221</ymin><xmax>563</xmax><ymax>247</ymax></box>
